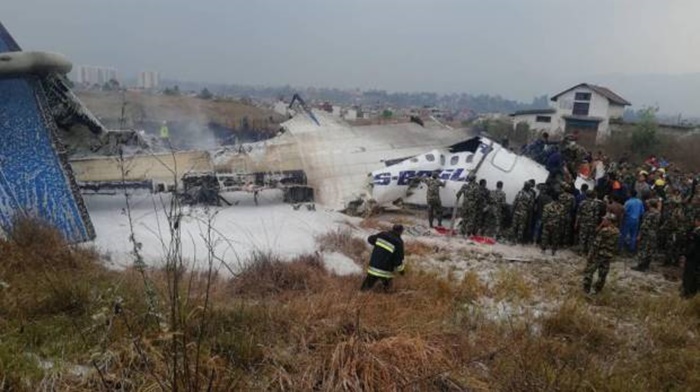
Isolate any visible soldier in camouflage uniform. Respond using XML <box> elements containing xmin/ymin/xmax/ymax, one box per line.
<box><xmin>660</xmin><ymin>190</ymin><xmax>684</xmax><ymax>264</ymax></box>
<box><xmin>485</xmin><ymin>181</ymin><xmax>507</xmax><ymax>238</ymax></box>
<box><xmin>633</xmin><ymin>199</ymin><xmax>661</xmax><ymax>271</ymax></box>
<box><xmin>541</xmin><ymin>193</ymin><xmax>567</xmax><ymax>255</ymax></box>
<box><xmin>560</xmin><ymin>183</ymin><xmax>576</xmax><ymax>247</ymax></box>
<box><xmin>510</xmin><ymin>182</ymin><xmax>535</xmax><ymax>243</ymax></box>
<box><xmin>576</xmin><ymin>190</ymin><xmax>597</xmax><ymax>254</ymax></box>
<box><xmin>583</xmin><ymin>214</ymin><xmax>620</xmax><ymax>294</ymax></box>
<box><xmin>456</xmin><ymin>173</ymin><xmax>483</xmax><ymax>236</ymax></box>
<box><xmin>477</xmin><ymin>179</ymin><xmax>489</xmax><ymax>234</ymax></box>
<box><xmin>421</xmin><ymin>172</ymin><xmax>445</xmax><ymax>228</ymax></box>
<box><xmin>561</xmin><ymin>136</ymin><xmax>586</xmax><ymax>181</ymax></box>
<box><xmin>579</xmin><ymin>191</ymin><xmax>607</xmax><ymax>253</ymax></box>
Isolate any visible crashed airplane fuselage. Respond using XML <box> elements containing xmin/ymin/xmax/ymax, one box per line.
<box><xmin>370</xmin><ymin>136</ymin><xmax>550</xmax><ymax>207</ymax></box>
<box><xmin>214</xmin><ymin>109</ymin><xmax>474</xmax><ymax>209</ymax></box>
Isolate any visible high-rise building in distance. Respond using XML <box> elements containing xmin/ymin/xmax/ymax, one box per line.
<box><xmin>74</xmin><ymin>65</ymin><xmax>118</xmax><ymax>85</ymax></box>
<box><xmin>138</xmin><ymin>71</ymin><xmax>160</xmax><ymax>89</ymax></box>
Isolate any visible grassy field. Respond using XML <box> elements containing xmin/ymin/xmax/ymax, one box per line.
<box><xmin>1</xmin><ymin>220</ymin><xmax>698</xmax><ymax>391</ymax></box>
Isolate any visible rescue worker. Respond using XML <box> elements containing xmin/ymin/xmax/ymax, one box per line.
<box><xmin>160</xmin><ymin>120</ymin><xmax>170</xmax><ymax>140</ymax></box>
<box><xmin>560</xmin><ymin>182</ymin><xmax>576</xmax><ymax>246</ymax></box>
<box><xmin>583</xmin><ymin>214</ymin><xmax>620</xmax><ymax>294</ymax></box>
<box><xmin>541</xmin><ymin>193</ymin><xmax>566</xmax><ymax>255</ymax></box>
<box><xmin>421</xmin><ymin>172</ymin><xmax>445</xmax><ymax>228</ymax></box>
<box><xmin>360</xmin><ymin>224</ymin><xmax>405</xmax><ymax>292</ymax></box>
<box><xmin>510</xmin><ymin>181</ymin><xmax>535</xmax><ymax>243</ymax></box>
<box><xmin>561</xmin><ymin>135</ymin><xmax>584</xmax><ymax>181</ymax></box>
<box><xmin>533</xmin><ymin>183</ymin><xmax>553</xmax><ymax>244</ymax></box>
<box><xmin>477</xmin><ymin>179</ymin><xmax>489</xmax><ymax>234</ymax></box>
<box><xmin>660</xmin><ymin>188</ymin><xmax>683</xmax><ymax>264</ymax></box>
<box><xmin>633</xmin><ymin>199</ymin><xmax>661</xmax><ymax>271</ymax></box>
<box><xmin>576</xmin><ymin>190</ymin><xmax>596</xmax><ymax>254</ymax></box>
<box><xmin>621</xmin><ymin>190</ymin><xmax>645</xmax><ymax>253</ymax></box>
<box><xmin>456</xmin><ymin>174</ymin><xmax>483</xmax><ymax>236</ymax></box>
<box><xmin>487</xmin><ymin>181</ymin><xmax>507</xmax><ymax>238</ymax></box>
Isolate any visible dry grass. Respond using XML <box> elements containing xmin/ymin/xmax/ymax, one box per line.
<box><xmin>2</xmin><ymin>220</ymin><xmax>699</xmax><ymax>391</ymax></box>
<box><xmin>227</xmin><ymin>252</ymin><xmax>329</xmax><ymax>297</ymax></box>
<box><xmin>316</xmin><ymin>228</ymin><xmax>369</xmax><ymax>264</ymax></box>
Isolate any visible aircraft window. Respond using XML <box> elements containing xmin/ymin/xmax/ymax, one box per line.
<box><xmin>410</xmin><ymin>157</ymin><xmax>419</xmax><ymax>163</ymax></box>
<box><xmin>425</xmin><ymin>154</ymin><xmax>435</xmax><ymax>162</ymax></box>
<box><xmin>465</xmin><ymin>154</ymin><xmax>474</xmax><ymax>163</ymax></box>
<box><xmin>491</xmin><ymin>148</ymin><xmax>518</xmax><ymax>172</ymax></box>
<box><xmin>450</xmin><ymin>155</ymin><xmax>459</xmax><ymax>165</ymax></box>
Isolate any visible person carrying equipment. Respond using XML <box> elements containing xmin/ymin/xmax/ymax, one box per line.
<box><xmin>360</xmin><ymin>224</ymin><xmax>405</xmax><ymax>292</ymax></box>
<box><xmin>160</xmin><ymin>120</ymin><xmax>170</xmax><ymax>140</ymax></box>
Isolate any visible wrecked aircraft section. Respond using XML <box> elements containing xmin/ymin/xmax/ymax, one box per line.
<box><xmin>214</xmin><ymin>109</ymin><xmax>473</xmax><ymax>210</ymax></box>
<box><xmin>0</xmin><ymin>22</ymin><xmax>96</xmax><ymax>242</ymax></box>
<box><xmin>370</xmin><ymin>136</ymin><xmax>550</xmax><ymax>207</ymax></box>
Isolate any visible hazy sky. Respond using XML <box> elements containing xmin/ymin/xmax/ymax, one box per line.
<box><xmin>3</xmin><ymin>0</ymin><xmax>700</xmax><ymax>106</ymax></box>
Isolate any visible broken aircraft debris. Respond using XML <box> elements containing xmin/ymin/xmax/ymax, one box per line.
<box><xmin>0</xmin><ymin>22</ymin><xmax>96</xmax><ymax>242</ymax></box>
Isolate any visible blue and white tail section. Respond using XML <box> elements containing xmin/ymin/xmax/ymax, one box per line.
<box><xmin>0</xmin><ymin>22</ymin><xmax>95</xmax><ymax>242</ymax></box>
<box><xmin>370</xmin><ymin>136</ymin><xmax>549</xmax><ymax>207</ymax></box>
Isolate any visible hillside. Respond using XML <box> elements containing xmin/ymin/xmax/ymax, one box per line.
<box><xmin>73</xmin><ymin>91</ymin><xmax>285</xmax><ymax>150</ymax></box>
<box><xmin>77</xmin><ymin>90</ymin><xmax>283</xmax><ymax>129</ymax></box>
<box><xmin>1</xmin><ymin>195</ymin><xmax>698</xmax><ymax>390</ymax></box>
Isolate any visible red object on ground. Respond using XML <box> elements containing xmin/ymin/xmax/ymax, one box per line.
<box><xmin>468</xmin><ymin>235</ymin><xmax>496</xmax><ymax>245</ymax></box>
<box><xmin>433</xmin><ymin>226</ymin><xmax>457</xmax><ymax>235</ymax></box>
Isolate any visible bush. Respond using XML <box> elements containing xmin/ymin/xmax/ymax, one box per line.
<box><xmin>228</xmin><ymin>252</ymin><xmax>328</xmax><ymax>297</ymax></box>
<box><xmin>630</xmin><ymin>107</ymin><xmax>660</xmax><ymax>157</ymax></box>
<box><xmin>316</xmin><ymin>229</ymin><xmax>369</xmax><ymax>263</ymax></box>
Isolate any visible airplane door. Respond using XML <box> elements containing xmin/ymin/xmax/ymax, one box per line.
<box><xmin>490</xmin><ymin>147</ymin><xmax>518</xmax><ymax>172</ymax></box>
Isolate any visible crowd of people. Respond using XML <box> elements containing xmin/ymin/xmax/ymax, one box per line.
<box><xmin>419</xmin><ymin>132</ymin><xmax>700</xmax><ymax>297</ymax></box>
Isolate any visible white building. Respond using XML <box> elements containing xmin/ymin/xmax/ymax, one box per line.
<box><xmin>508</xmin><ymin>108</ymin><xmax>558</xmax><ymax>133</ymax></box>
<box><xmin>74</xmin><ymin>65</ymin><xmax>118</xmax><ymax>85</ymax></box>
<box><xmin>511</xmin><ymin>83</ymin><xmax>630</xmax><ymax>144</ymax></box>
<box><xmin>137</xmin><ymin>71</ymin><xmax>160</xmax><ymax>89</ymax></box>
<box><xmin>332</xmin><ymin>105</ymin><xmax>342</xmax><ymax>117</ymax></box>
<box><xmin>343</xmin><ymin>108</ymin><xmax>358</xmax><ymax>121</ymax></box>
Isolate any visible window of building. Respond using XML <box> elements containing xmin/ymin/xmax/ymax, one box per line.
<box><xmin>572</xmin><ymin>102</ymin><xmax>590</xmax><ymax>116</ymax></box>
<box><xmin>574</xmin><ymin>92</ymin><xmax>591</xmax><ymax>101</ymax></box>
<box><xmin>450</xmin><ymin>155</ymin><xmax>459</xmax><ymax>165</ymax></box>
<box><xmin>425</xmin><ymin>154</ymin><xmax>435</xmax><ymax>162</ymax></box>
<box><xmin>535</xmin><ymin>116</ymin><xmax>551</xmax><ymax>123</ymax></box>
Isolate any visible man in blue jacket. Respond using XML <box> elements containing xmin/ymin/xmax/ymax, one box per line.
<box><xmin>621</xmin><ymin>190</ymin><xmax>645</xmax><ymax>252</ymax></box>
<box><xmin>360</xmin><ymin>224</ymin><xmax>405</xmax><ymax>292</ymax></box>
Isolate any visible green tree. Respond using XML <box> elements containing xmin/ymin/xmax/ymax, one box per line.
<box><xmin>102</xmin><ymin>78</ymin><xmax>120</xmax><ymax>91</ymax></box>
<box><xmin>382</xmin><ymin>109</ymin><xmax>393</xmax><ymax>119</ymax></box>
<box><xmin>631</xmin><ymin>107</ymin><xmax>659</xmax><ymax>157</ymax></box>
<box><xmin>164</xmin><ymin>85</ymin><xmax>181</xmax><ymax>96</ymax></box>
<box><xmin>198</xmin><ymin>88</ymin><xmax>213</xmax><ymax>100</ymax></box>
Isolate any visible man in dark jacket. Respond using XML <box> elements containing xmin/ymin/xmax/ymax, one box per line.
<box><xmin>360</xmin><ymin>224</ymin><xmax>405</xmax><ymax>292</ymax></box>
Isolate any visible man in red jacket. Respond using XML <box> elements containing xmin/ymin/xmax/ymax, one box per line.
<box><xmin>360</xmin><ymin>224</ymin><xmax>405</xmax><ymax>292</ymax></box>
